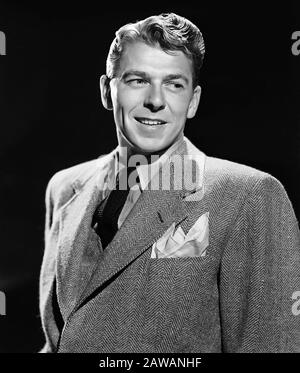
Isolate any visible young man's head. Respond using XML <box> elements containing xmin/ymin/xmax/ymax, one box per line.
<box><xmin>100</xmin><ymin>13</ymin><xmax>205</xmax><ymax>155</ymax></box>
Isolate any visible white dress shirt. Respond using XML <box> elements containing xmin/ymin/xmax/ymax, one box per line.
<box><xmin>101</xmin><ymin>136</ymin><xmax>184</xmax><ymax>230</ymax></box>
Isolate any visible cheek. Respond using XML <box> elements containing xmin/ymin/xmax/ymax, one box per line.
<box><xmin>115</xmin><ymin>89</ymin><xmax>141</xmax><ymax>113</ymax></box>
<box><xmin>169</xmin><ymin>96</ymin><xmax>191</xmax><ymax>120</ymax></box>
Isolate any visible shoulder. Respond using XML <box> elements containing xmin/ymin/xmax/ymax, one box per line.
<box><xmin>48</xmin><ymin>158</ymin><xmax>99</xmax><ymax>189</ymax></box>
<box><xmin>203</xmin><ymin>155</ymin><xmax>295</xmax><ymax>219</ymax></box>
<box><xmin>203</xmin><ymin>156</ymin><xmax>299</xmax><ymax>242</ymax></box>
<box><xmin>185</xmin><ymin>137</ymin><xmax>284</xmax><ymax>196</ymax></box>
<box><xmin>206</xmin><ymin>155</ymin><xmax>287</xmax><ymax>192</ymax></box>
<box><xmin>184</xmin><ymin>138</ymin><xmax>293</xmax><ymax>219</ymax></box>
<box><xmin>45</xmin><ymin>154</ymin><xmax>109</xmax><ymax>207</ymax></box>
<box><xmin>205</xmin><ymin>155</ymin><xmax>273</xmax><ymax>187</ymax></box>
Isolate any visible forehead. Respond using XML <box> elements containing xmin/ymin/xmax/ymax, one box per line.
<box><xmin>118</xmin><ymin>41</ymin><xmax>193</xmax><ymax>79</ymax></box>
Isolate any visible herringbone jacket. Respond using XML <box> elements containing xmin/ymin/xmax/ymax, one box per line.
<box><xmin>39</xmin><ymin>137</ymin><xmax>300</xmax><ymax>352</ymax></box>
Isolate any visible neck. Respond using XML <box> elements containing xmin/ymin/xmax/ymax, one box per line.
<box><xmin>116</xmin><ymin>128</ymin><xmax>183</xmax><ymax>166</ymax></box>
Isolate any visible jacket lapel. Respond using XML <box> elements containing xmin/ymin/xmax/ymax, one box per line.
<box><xmin>75</xmin><ymin>187</ymin><xmax>188</xmax><ymax>311</ymax></box>
<box><xmin>75</xmin><ymin>138</ymin><xmax>207</xmax><ymax>311</ymax></box>
<box><xmin>56</xmin><ymin>151</ymin><xmax>116</xmax><ymax>320</ymax></box>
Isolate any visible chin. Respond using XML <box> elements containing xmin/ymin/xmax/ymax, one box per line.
<box><xmin>134</xmin><ymin>139</ymin><xmax>167</xmax><ymax>154</ymax></box>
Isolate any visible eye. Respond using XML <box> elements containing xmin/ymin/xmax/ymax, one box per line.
<box><xmin>166</xmin><ymin>81</ymin><xmax>184</xmax><ymax>90</ymax></box>
<box><xmin>126</xmin><ymin>78</ymin><xmax>148</xmax><ymax>87</ymax></box>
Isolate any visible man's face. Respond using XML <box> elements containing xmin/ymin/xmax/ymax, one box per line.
<box><xmin>103</xmin><ymin>41</ymin><xmax>201</xmax><ymax>154</ymax></box>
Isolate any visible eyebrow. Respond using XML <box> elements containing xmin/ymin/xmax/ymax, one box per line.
<box><xmin>121</xmin><ymin>70</ymin><xmax>190</xmax><ymax>85</ymax></box>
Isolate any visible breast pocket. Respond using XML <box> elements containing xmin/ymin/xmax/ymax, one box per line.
<box><xmin>147</xmin><ymin>254</ymin><xmax>216</xmax><ymax>288</ymax></box>
<box><xmin>142</xmin><ymin>253</ymin><xmax>218</xmax><ymax>309</ymax></box>
<box><xmin>136</xmin><ymin>253</ymin><xmax>219</xmax><ymax>344</ymax></box>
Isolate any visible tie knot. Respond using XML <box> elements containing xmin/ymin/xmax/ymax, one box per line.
<box><xmin>116</xmin><ymin>167</ymin><xmax>140</xmax><ymax>190</ymax></box>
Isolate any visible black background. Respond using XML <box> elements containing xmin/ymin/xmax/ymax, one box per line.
<box><xmin>0</xmin><ymin>1</ymin><xmax>299</xmax><ymax>352</ymax></box>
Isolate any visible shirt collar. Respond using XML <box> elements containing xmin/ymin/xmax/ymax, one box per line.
<box><xmin>111</xmin><ymin>136</ymin><xmax>184</xmax><ymax>191</ymax></box>
<box><xmin>109</xmin><ymin>135</ymin><xmax>190</xmax><ymax>192</ymax></box>
<box><xmin>136</xmin><ymin>136</ymin><xmax>184</xmax><ymax>190</ymax></box>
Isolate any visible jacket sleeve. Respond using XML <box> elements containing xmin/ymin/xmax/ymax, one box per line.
<box><xmin>39</xmin><ymin>177</ymin><xmax>55</xmax><ymax>353</ymax></box>
<box><xmin>219</xmin><ymin>175</ymin><xmax>300</xmax><ymax>352</ymax></box>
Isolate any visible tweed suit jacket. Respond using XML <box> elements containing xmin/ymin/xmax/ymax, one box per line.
<box><xmin>39</xmin><ymin>137</ymin><xmax>300</xmax><ymax>353</ymax></box>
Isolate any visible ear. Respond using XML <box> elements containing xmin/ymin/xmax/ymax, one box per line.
<box><xmin>100</xmin><ymin>74</ymin><xmax>113</xmax><ymax>110</ymax></box>
<box><xmin>187</xmin><ymin>85</ymin><xmax>201</xmax><ymax>119</ymax></box>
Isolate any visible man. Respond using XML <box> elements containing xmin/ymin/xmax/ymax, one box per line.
<box><xmin>39</xmin><ymin>13</ymin><xmax>300</xmax><ymax>353</ymax></box>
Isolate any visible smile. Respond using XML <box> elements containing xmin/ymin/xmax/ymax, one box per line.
<box><xmin>135</xmin><ymin>117</ymin><xmax>167</xmax><ymax>126</ymax></box>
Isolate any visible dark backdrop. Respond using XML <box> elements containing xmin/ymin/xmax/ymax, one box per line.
<box><xmin>0</xmin><ymin>1</ymin><xmax>299</xmax><ymax>352</ymax></box>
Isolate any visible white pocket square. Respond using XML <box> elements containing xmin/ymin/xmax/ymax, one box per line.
<box><xmin>151</xmin><ymin>212</ymin><xmax>209</xmax><ymax>258</ymax></box>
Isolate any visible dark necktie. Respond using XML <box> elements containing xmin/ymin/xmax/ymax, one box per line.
<box><xmin>93</xmin><ymin>167</ymin><xmax>139</xmax><ymax>249</ymax></box>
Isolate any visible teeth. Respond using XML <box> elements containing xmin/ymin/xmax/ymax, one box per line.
<box><xmin>138</xmin><ymin>119</ymin><xmax>165</xmax><ymax>125</ymax></box>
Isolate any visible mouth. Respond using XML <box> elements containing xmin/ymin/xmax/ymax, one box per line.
<box><xmin>134</xmin><ymin>117</ymin><xmax>167</xmax><ymax>126</ymax></box>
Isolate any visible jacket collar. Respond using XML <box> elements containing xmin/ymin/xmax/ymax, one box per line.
<box><xmin>70</xmin><ymin>136</ymin><xmax>205</xmax><ymax>198</ymax></box>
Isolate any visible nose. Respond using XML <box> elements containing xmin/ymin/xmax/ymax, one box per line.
<box><xmin>143</xmin><ymin>85</ymin><xmax>166</xmax><ymax>112</ymax></box>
